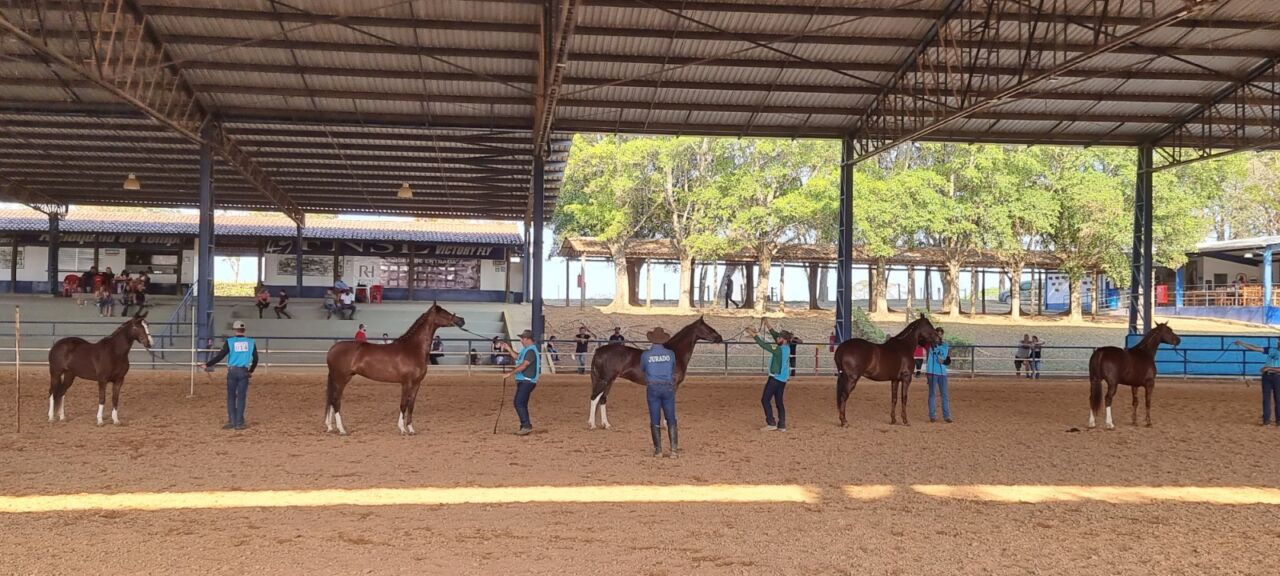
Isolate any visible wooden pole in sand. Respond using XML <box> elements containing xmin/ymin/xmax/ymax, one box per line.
<box><xmin>14</xmin><ymin>305</ymin><xmax>21</xmax><ymax>433</ymax></box>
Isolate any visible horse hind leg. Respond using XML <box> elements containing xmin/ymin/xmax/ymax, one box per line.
<box><xmin>404</xmin><ymin>379</ymin><xmax>424</xmax><ymax>436</ymax></box>
<box><xmin>110</xmin><ymin>380</ymin><xmax>123</xmax><ymax>425</ymax></box>
<box><xmin>1131</xmin><ymin>385</ymin><xmax>1140</xmax><ymax>426</ymax></box>
<box><xmin>898</xmin><ymin>379</ymin><xmax>911</xmax><ymax>427</ymax></box>
<box><xmin>1144</xmin><ymin>383</ymin><xmax>1154</xmax><ymax>428</ymax></box>
<box><xmin>1088</xmin><ymin>375</ymin><xmax>1102</xmax><ymax>429</ymax></box>
<box><xmin>588</xmin><ymin>377</ymin><xmax>613</xmax><ymax>430</ymax></box>
<box><xmin>96</xmin><ymin>380</ymin><xmax>109</xmax><ymax>426</ymax></box>
<box><xmin>326</xmin><ymin>372</ymin><xmax>352</xmax><ymax>435</ymax></box>
<box><xmin>1103</xmin><ymin>382</ymin><xmax>1119</xmax><ymax>430</ymax></box>
<box><xmin>889</xmin><ymin>380</ymin><xmax>900</xmax><ymax>425</ymax></box>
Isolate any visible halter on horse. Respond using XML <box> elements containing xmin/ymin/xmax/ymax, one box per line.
<box><xmin>587</xmin><ymin>316</ymin><xmax>723</xmax><ymax>430</ymax></box>
<box><xmin>833</xmin><ymin>315</ymin><xmax>941</xmax><ymax>426</ymax></box>
<box><xmin>323</xmin><ymin>304</ymin><xmax>464</xmax><ymax>436</ymax></box>
<box><xmin>47</xmin><ymin>312</ymin><xmax>153</xmax><ymax>426</ymax></box>
<box><xmin>1088</xmin><ymin>322</ymin><xmax>1180</xmax><ymax>429</ymax></box>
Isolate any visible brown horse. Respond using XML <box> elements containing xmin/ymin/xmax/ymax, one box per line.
<box><xmin>587</xmin><ymin>316</ymin><xmax>723</xmax><ymax>429</ymax></box>
<box><xmin>47</xmin><ymin>312</ymin><xmax>154</xmax><ymax>426</ymax></box>
<box><xmin>834</xmin><ymin>315</ymin><xmax>941</xmax><ymax>427</ymax></box>
<box><xmin>1088</xmin><ymin>322</ymin><xmax>1180</xmax><ymax>429</ymax></box>
<box><xmin>323</xmin><ymin>304</ymin><xmax>464</xmax><ymax>436</ymax></box>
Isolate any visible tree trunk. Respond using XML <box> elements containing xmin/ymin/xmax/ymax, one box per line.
<box><xmin>969</xmin><ymin>266</ymin><xmax>979</xmax><ymax>318</ymax></box>
<box><xmin>872</xmin><ymin>258</ymin><xmax>888</xmax><ymax>314</ymax></box>
<box><xmin>778</xmin><ymin>261</ymin><xmax>787</xmax><ymax>311</ymax></box>
<box><xmin>741</xmin><ymin>263</ymin><xmax>756</xmax><ymax>309</ymax></box>
<box><xmin>1090</xmin><ymin>271</ymin><xmax>1101</xmax><ymax>316</ymax></box>
<box><xmin>709</xmin><ymin>263</ymin><xmax>723</xmax><ymax>310</ymax></box>
<box><xmin>906</xmin><ymin>265</ymin><xmax>915</xmax><ymax>310</ymax></box>
<box><xmin>818</xmin><ymin>265</ymin><xmax>829</xmax><ymax>305</ymax></box>
<box><xmin>754</xmin><ymin>253</ymin><xmax>771</xmax><ymax>314</ymax></box>
<box><xmin>608</xmin><ymin>245</ymin><xmax>630</xmax><ymax>309</ymax></box>
<box><xmin>944</xmin><ymin>261</ymin><xmax>962</xmax><ymax>318</ymax></box>
<box><xmin>626</xmin><ymin>258</ymin><xmax>644</xmax><ymax>307</ymax></box>
<box><xmin>924</xmin><ymin>266</ymin><xmax>932</xmax><ymax>311</ymax></box>
<box><xmin>1069</xmin><ymin>273</ymin><xmax>1084</xmax><ymax>321</ymax></box>
<box><xmin>697</xmin><ymin>263</ymin><xmax>708</xmax><ymax>308</ymax></box>
<box><xmin>806</xmin><ymin>262</ymin><xmax>821</xmax><ymax>310</ymax></box>
<box><xmin>1009</xmin><ymin>266</ymin><xmax>1022</xmax><ymax>320</ymax></box>
<box><xmin>645</xmin><ymin>260</ymin><xmax>652</xmax><ymax>308</ymax></box>
<box><xmin>677</xmin><ymin>254</ymin><xmax>693</xmax><ymax>309</ymax></box>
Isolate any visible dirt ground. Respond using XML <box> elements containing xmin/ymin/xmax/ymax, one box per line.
<box><xmin>1</xmin><ymin>369</ymin><xmax>1277</xmax><ymax>576</ymax></box>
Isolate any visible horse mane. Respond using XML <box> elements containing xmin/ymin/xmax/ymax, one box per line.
<box><xmin>1132</xmin><ymin>323</ymin><xmax>1169</xmax><ymax>351</ymax></box>
<box><xmin>667</xmin><ymin>318</ymin><xmax>703</xmax><ymax>345</ymax></box>
<box><xmin>395</xmin><ymin>308</ymin><xmax>437</xmax><ymax>343</ymax></box>
<box><xmin>887</xmin><ymin>316</ymin><xmax>928</xmax><ymax>342</ymax></box>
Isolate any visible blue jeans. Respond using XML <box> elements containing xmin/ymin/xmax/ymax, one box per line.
<box><xmin>761</xmin><ymin>377</ymin><xmax>787</xmax><ymax>428</ymax></box>
<box><xmin>514</xmin><ymin>379</ymin><xmax>537</xmax><ymax>429</ymax></box>
<box><xmin>927</xmin><ymin>373</ymin><xmax>951</xmax><ymax>421</ymax></box>
<box><xmin>647</xmin><ymin>383</ymin><xmax>676</xmax><ymax>427</ymax></box>
<box><xmin>226</xmin><ymin>367</ymin><xmax>250</xmax><ymax>427</ymax></box>
<box><xmin>1262</xmin><ymin>372</ymin><xmax>1280</xmax><ymax>424</ymax></box>
<box><xmin>576</xmin><ymin>352</ymin><xmax>587</xmax><ymax>374</ymax></box>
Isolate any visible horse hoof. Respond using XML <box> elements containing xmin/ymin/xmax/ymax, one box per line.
<box><xmin>1145</xmin><ymin>423</ymin><xmax>1152</xmax><ymax>428</ymax></box>
<box><xmin>604</xmin><ymin>424</ymin><xmax>612</xmax><ymax>431</ymax></box>
<box><xmin>588</xmin><ymin>423</ymin><xmax>596</xmax><ymax>430</ymax></box>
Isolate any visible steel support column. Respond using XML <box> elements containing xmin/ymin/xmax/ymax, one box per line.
<box><xmin>531</xmin><ymin>155</ymin><xmax>546</xmax><ymax>340</ymax></box>
<box><xmin>196</xmin><ymin>125</ymin><xmax>215</xmax><ymax>356</ymax></box>
<box><xmin>835</xmin><ymin>138</ymin><xmax>854</xmax><ymax>341</ymax></box>
<box><xmin>1174</xmin><ymin>267</ymin><xmax>1185</xmax><ymax>308</ymax></box>
<box><xmin>295</xmin><ymin>224</ymin><xmax>304</xmax><ymax>295</ymax></box>
<box><xmin>1263</xmin><ymin>245</ymin><xmax>1275</xmax><ymax>321</ymax></box>
<box><xmin>46</xmin><ymin>213</ymin><xmax>59</xmax><ymax>295</ymax></box>
<box><xmin>1130</xmin><ymin>145</ymin><xmax>1154</xmax><ymax>334</ymax></box>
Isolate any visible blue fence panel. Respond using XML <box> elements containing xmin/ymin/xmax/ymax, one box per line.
<box><xmin>1124</xmin><ymin>333</ymin><xmax>1278</xmax><ymax>377</ymax></box>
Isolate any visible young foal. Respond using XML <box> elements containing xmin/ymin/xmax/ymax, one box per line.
<box><xmin>1088</xmin><ymin>322</ymin><xmax>1181</xmax><ymax>429</ymax></box>
<box><xmin>324</xmin><ymin>304</ymin><xmax>464</xmax><ymax>435</ymax></box>
<box><xmin>47</xmin><ymin>313</ymin><xmax>153</xmax><ymax>426</ymax></box>
<box><xmin>833</xmin><ymin>316</ymin><xmax>941</xmax><ymax>426</ymax></box>
<box><xmin>587</xmin><ymin>316</ymin><xmax>723</xmax><ymax>430</ymax></box>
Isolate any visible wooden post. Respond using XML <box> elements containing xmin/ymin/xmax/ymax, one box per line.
<box><xmin>504</xmin><ymin>247</ymin><xmax>512</xmax><ymax>304</ymax></box>
<box><xmin>92</xmin><ymin>234</ymin><xmax>100</xmax><ymax>268</ymax></box>
<box><xmin>778</xmin><ymin>260</ymin><xmax>786</xmax><ymax>311</ymax></box>
<box><xmin>564</xmin><ymin>256</ymin><xmax>570</xmax><ymax>307</ymax></box>
<box><xmin>9</xmin><ymin>235</ymin><xmax>18</xmax><ymax>294</ymax></box>
<box><xmin>981</xmin><ymin>269</ymin><xmax>987</xmax><ymax>314</ymax></box>
<box><xmin>578</xmin><ymin>254</ymin><xmax>586</xmax><ymax>308</ymax></box>
<box><xmin>407</xmin><ymin>245</ymin><xmax>417</xmax><ymax>301</ymax></box>
<box><xmin>256</xmin><ymin>240</ymin><xmax>265</xmax><ymax>286</ymax></box>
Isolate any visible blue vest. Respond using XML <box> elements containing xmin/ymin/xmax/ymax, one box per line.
<box><xmin>226</xmin><ymin>336</ymin><xmax>255</xmax><ymax>368</ymax></box>
<box><xmin>641</xmin><ymin>345</ymin><xmax>676</xmax><ymax>385</ymax></box>
<box><xmin>516</xmin><ymin>346</ymin><xmax>540</xmax><ymax>382</ymax></box>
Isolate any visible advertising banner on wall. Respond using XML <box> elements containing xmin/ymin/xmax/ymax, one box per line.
<box><xmin>264</xmin><ymin>239</ymin><xmax>504</xmax><ymax>260</ymax></box>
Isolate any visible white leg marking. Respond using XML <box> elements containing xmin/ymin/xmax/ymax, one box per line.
<box><xmin>1105</xmin><ymin>406</ymin><xmax>1115</xmax><ymax>429</ymax></box>
<box><xmin>407</xmin><ymin>423</ymin><xmax>416</xmax><ymax>435</ymax></box>
<box><xmin>96</xmin><ymin>404</ymin><xmax>104</xmax><ymax>426</ymax></box>
<box><xmin>335</xmin><ymin>412</ymin><xmax>348</xmax><ymax>435</ymax></box>
<box><xmin>59</xmin><ymin>400</ymin><xmax>66</xmax><ymax>422</ymax></box>
<box><xmin>601</xmin><ymin>404</ymin><xmax>611</xmax><ymax>430</ymax></box>
<box><xmin>111</xmin><ymin>408</ymin><xmax>120</xmax><ymax>426</ymax></box>
<box><xmin>48</xmin><ymin>395</ymin><xmax>55</xmax><ymax>422</ymax></box>
<box><xmin>588</xmin><ymin>394</ymin><xmax>602</xmax><ymax>429</ymax></box>
<box><xmin>398</xmin><ymin>412</ymin><xmax>407</xmax><ymax>435</ymax></box>
<box><xmin>324</xmin><ymin>406</ymin><xmax>334</xmax><ymax>433</ymax></box>
<box><xmin>1088</xmin><ymin>412</ymin><xmax>1096</xmax><ymax>428</ymax></box>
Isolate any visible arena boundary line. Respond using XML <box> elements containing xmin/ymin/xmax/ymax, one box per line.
<box><xmin>908</xmin><ymin>484</ymin><xmax>1280</xmax><ymax>505</ymax></box>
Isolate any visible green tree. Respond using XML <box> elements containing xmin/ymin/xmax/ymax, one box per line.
<box><xmin>853</xmin><ymin>163</ymin><xmax>945</xmax><ymax>314</ymax></box>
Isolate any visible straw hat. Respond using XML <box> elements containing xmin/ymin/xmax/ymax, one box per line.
<box><xmin>646</xmin><ymin>327</ymin><xmax>671</xmax><ymax>344</ymax></box>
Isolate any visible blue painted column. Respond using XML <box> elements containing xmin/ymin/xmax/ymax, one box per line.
<box><xmin>196</xmin><ymin>123</ymin><xmax>215</xmax><ymax>357</ymax></box>
<box><xmin>1130</xmin><ymin>145</ymin><xmax>1153</xmax><ymax>333</ymax></box>
<box><xmin>294</xmin><ymin>224</ymin><xmax>304</xmax><ymax>295</ymax></box>
<box><xmin>46</xmin><ymin>212</ymin><xmax>60</xmax><ymax>295</ymax></box>
<box><xmin>531</xmin><ymin>154</ymin><xmax>545</xmax><ymax>340</ymax></box>
<box><xmin>835</xmin><ymin>137</ymin><xmax>854</xmax><ymax>341</ymax></box>
<box><xmin>1174</xmin><ymin>266</ymin><xmax>1184</xmax><ymax>308</ymax></box>
<box><xmin>1264</xmin><ymin>244</ymin><xmax>1275</xmax><ymax>322</ymax></box>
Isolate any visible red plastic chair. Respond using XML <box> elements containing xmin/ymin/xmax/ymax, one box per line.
<box><xmin>61</xmin><ymin>275</ymin><xmax>80</xmax><ymax>297</ymax></box>
<box><xmin>355</xmin><ymin>286</ymin><xmax>368</xmax><ymax>303</ymax></box>
<box><xmin>370</xmin><ymin>284</ymin><xmax>383</xmax><ymax>303</ymax></box>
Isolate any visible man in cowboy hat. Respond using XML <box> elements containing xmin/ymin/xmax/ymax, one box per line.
<box><xmin>641</xmin><ymin>326</ymin><xmax>678</xmax><ymax>458</ymax></box>
<box><xmin>746</xmin><ymin>324</ymin><xmax>793</xmax><ymax>431</ymax></box>
<box><xmin>200</xmin><ymin>320</ymin><xmax>259</xmax><ymax>431</ymax></box>
<box><xmin>501</xmin><ymin>329</ymin><xmax>541</xmax><ymax>435</ymax></box>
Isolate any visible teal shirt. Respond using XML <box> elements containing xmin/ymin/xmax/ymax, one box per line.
<box><xmin>1266</xmin><ymin>346</ymin><xmax>1280</xmax><ymax>369</ymax></box>
<box><xmin>926</xmin><ymin>342</ymin><xmax>950</xmax><ymax>375</ymax></box>
<box><xmin>515</xmin><ymin>346</ymin><xmax>540</xmax><ymax>382</ymax></box>
<box><xmin>754</xmin><ymin>336</ymin><xmax>791</xmax><ymax>382</ymax></box>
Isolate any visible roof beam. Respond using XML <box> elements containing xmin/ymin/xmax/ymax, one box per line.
<box><xmin>534</xmin><ymin>0</ymin><xmax>581</xmax><ymax>154</ymax></box>
<box><xmin>844</xmin><ymin>0</ymin><xmax>1224</xmax><ymax>164</ymax></box>
<box><xmin>1152</xmin><ymin>57</ymin><xmax>1280</xmax><ymax>171</ymax></box>
<box><xmin>0</xmin><ymin>176</ymin><xmax>68</xmax><ymax>216</ymax></box>
<box><xmin>0</xmin><ymin>1</ymin><xmax>305</xmax><ymax>225</ymax></box>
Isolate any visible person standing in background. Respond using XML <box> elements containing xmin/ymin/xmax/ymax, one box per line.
<box><xmin>355</xmin><ymin>323</ymin><xmax>367</xmax><ymax>343</ymax></box>
<box><xmin>926</xmin><ymin>327</ymin><xmax>953</xmax><ymax>423</ymax></box>
<box><xmin>501</xmin><ymin>330</ymin><xmax>541</xmax><ymax>435</ymax></box>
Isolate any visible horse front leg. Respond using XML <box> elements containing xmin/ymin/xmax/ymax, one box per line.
<box><xmin>1144</xmin><ymin>382</ymin><xmax>1154</xmax><ymax>428</ymax></box>
<box><xmin>397</xmin><ymin>382</ymin><xmax>412</xmax><ymax>435</ymax></box>
<box><xmin>404</xmin><ymin>379</ymin><xmax>424</xmax><ymax>436</ymax></box>
<box><xmin>1130</xmin><ymin>385</ymin><xmax>1140</xmax><ymax>426</ymax></box>
<box><xmin>899</xmin><ymin>378</ymin><xmax>911</xmax><ymax>427</ymax></box>
<box><xmin>837</xmin><ymin>373</ymin><xmax>858</xmax><ymax>427</ymax></box>
<box><xmin>96</xmin><ymin>380</ymin><xmax>108</xmax><ymax>426</ymax></box>
<box><xmin>588</xmin><ymin>378</ymin><xmax>613</xmax><ymax>430</ymax></box>
<box><xmin>110</xmin><ymin>379</ymin><xmax>124</xmax><ymax>425</ymax></box>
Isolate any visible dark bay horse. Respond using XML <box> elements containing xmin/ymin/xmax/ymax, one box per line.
<box><xmin>1088</xmin><ymin>322</ymin><xmax>1180</xmax><ymax>429</ymax></box>
<box><xmin>324</xmin><ymin>304</ymin><xmax>464</xmax><ymax>436</ymax></box>
<box><xmin>834</xmin><ymin>316</ymin><xmax>941</xmax><ymax>426</ymax></box>
<box><xmin>47</xmin><ymin>312</ymin><xmax>153</xmax><ymax>426</ymax></box>
<box><xmin>587</xmin><ymin>316</ymin><xmax>723</xmax><ymax>429</ymax></box>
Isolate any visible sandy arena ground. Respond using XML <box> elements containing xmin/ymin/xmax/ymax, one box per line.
<box><xmin>1</xmin><ymin>369</ymin><xmax>1277</xmax><ymax>575</ymax></box>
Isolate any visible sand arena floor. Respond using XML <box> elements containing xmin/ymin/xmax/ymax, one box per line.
<box><xmin>1</xmin><ymin>369</ymin><xmax>1277</xmax><ymax>575</ymax></box>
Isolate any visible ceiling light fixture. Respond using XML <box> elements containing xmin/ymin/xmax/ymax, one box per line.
<box><xmin>122</xmin><ymin>173</ymin><xmax>141</xmax><ymax>190</ymax></box>
<box><xmin>397</xmin><ymin>182</ymin><xmax>413</xmax><ymax>199</ymax></box>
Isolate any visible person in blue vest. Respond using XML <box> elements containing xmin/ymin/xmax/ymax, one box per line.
<box><xmin>925</xmin><ymin>327</ymin><xmax>953</xmax><ymax>423</ymax></box>
<box><xmin>747</xmin><ymin>325</ymin><xmax>792</xmax><ymax>431</ymax></box>
<box><xmin>641</xmin><ymin>327</ymin><xmax>678</xmax><ymax>458</ymax></box>
<box><xmin>1233</xmin><ymin>340</ymin><xmax>1280</xmax><ymax>426</ymax></box>
<box><xmin>200</xmin><ymin>320</ymin><xmax>259</xmax><ymax>430</ymax></box>
<box><xmin>501</xmin><ymin>330</ymin><xmax>541</xmax><ymax>436</ymax></box>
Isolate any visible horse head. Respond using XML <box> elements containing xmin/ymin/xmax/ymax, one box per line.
<box><xmin>1153</xmin><ymin>322</ymin><xmax>1181</xmax><ymax>347</ymax></box>
<box><xmin>692</xmin><ymin>315</ymin><xmax>724</xmax><ymax>343</ymax></box>
<box><xmin>128</xmin><ymin>311</ymin><xmax>153</xmax><ymax>349</ymax></box>
<box><xmin>908</xmin><ymin>316</ymin><xmax>942</xmax><ymax>346</ymax></box>
<box><xmin>427</xmin><ymin>302</ymin><xmax>466</xmax><ymax>329</ymax></box>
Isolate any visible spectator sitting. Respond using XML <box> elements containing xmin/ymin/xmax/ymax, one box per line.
<box><xmin>469</xmin><ymin>348</ymin><xmax>480</xmax><ymax>365</ymax></box>
<box><xmin>429</xmin><ymin>335</ymin><xmax>444</xmax><ymax>365</ymax></box>
<box><xmin>94</xmin><ymin>285</ymin><xmax>115</xmax><ymax>317</ymax></box>
<box><xmin>338</xmin><ymin>289</ymin><xmax>357</xmax><ymax>319</ymax></box>
<box><xmin>608</xmin><ymin>327</ymin><xmax>626</xmax><ymax>344</ymax></box>
<box><xmin>119</xmin><ymin>274</ymin><xmax>136</xmax><ymax>316</ymax></box>
<box><xmin>274</xmin><ymin>289</ymin><xmax>293</xmax><ymax>319</ymax></box>
<box><xmin>355</xmin><ymin>323</ymin><xmax>367</xmax><ymax>343</ymax></box>
<box><xmin>321</xmin><ymin>289</ymin><xmax>337</xmax><ymax>319</ymax></box>
<box><xmin>256</xmin><ymin>287</ymin><xmax>272</xmax><ymax>319</ymax></box>
<box><xmin>545</xmin><ymin>336</ymin><xmax>560</xmax><ymax>363</ymax></box>
<box><xmin>131</xmin><ymin>276</ymin><xmax>147</xmax><ymax>310</ymax></box>
<box><xmin>383</xmin><ymin>332</ymin><xmax>392</xmax><ymax>344</ymax></box>
<box><xmin>491</xmin><ymin>336</ymin><xmax>511</xmax><ymax>368</ymax></box>
<box><xmin>101</xmin><ymin>267</ymin><xmax>115</xmax><ymax>293</ymax></box>
<box><xmin>80</xmin><ymin>266</ymin><xmax>97</xmax><ymax>294</ymax></box>
<box><xmin>334</xmin><ymin>276</ymin><xmax>350</xmax><ymax>292</ymax></box>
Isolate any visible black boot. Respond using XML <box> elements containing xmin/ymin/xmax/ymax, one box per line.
<box><xmin>667</xmin><ymin>423</ymin><xmax>679</xmax><ymax>459</ymax></box>
<box><xmin>650</xmin><ymin>425</ymin><xmax>662</xmax><ymax>457</ymax></box>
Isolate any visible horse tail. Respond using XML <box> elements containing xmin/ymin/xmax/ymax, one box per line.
<box><xmin>1088</xmin><ymin>350</ymin><xmax>1103</xmax><ymax>415</ymax></box>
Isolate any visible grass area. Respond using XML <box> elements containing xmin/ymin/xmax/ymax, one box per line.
<box><xmin>215</xmin><ymin>282</ymin><xmax>257</xmax><ymax>297</ymax></box>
